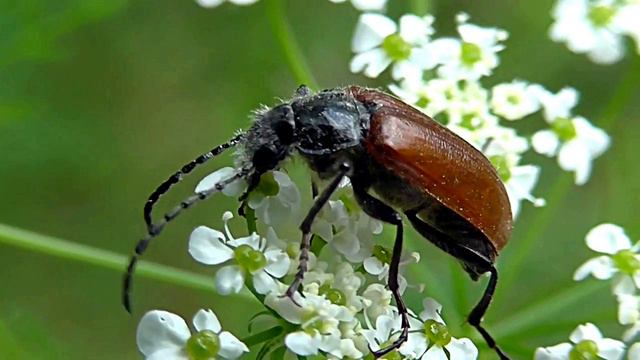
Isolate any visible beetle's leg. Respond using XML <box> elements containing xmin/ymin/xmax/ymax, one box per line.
<box><xmin>144</xmin><ymin>134</ymin><xmax>243</xmax><ymax>231</ymax></box>
<box><xmin>351</xmin><ymin>184</ymin><xmax>408</xmax><ymax>358</ymax></box>
<box><xmin>311</xmin><ymin>179</ymin><xmax>318</xmax><ymax>198</ymax></box>
<box><xmin>124</xmin><ymin>168</ymin><xmax>251</xmax><ymax>313</ymax></box>
<box><xmin>405</xmin><ymin>211</ymin><xmax>511</xmax><ymax>360</ymax></box>
<box><xmin>283</xmin><ymin>164</ymin><xmax>350</xmax><ymax>300</ymax></box>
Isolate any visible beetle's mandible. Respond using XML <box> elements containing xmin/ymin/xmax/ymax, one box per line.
<box><xmin>123</xmin><ymin>85</ymin><xmax>513</xmax><ymax>359</ymax></box>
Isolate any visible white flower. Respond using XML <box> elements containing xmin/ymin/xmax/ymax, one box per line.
<box><xmin>328</xmin><ymin>0</ymin><xmax>387</xmax><ymax>11</ymax></box>
<box><xmin>574</xmin><ymin>224</ymin><xmax>640</xmax><ymax>289</ymax></box>
<box><xmin>616</xmin><ymin>4</ymin><xmax>640</xmax><ymax>54</ymax></box>
<box><xmin>362</xmin><ymin>283</ymin><xmax>395</xmax><ymax>322</ymax></box>
<box><xmin>265</xmin><ymin>291</ymin><xmax>355</xmax><ymax>357</ymax></box>
<box><xmin>549</xmin><ymin>0</ymin><xmax>628</xmax><ymax>64</ymax></box>
<box><xmin>532</xmin><ymin>116</ymin><xmax>610</xmax><ymax>185</ymax></box>
<box><xmin>189</xmin><ymin>212</ymin><xmax>290</xmax><ymax>295</ymax></box>
<box><xmin>399</xmin><ymin>298</ymin><xmax>478</xmax><ymax>360</ymax></box>
<box><xmin>196</xmin><ymin>0</ymin><xmax>259</xmax><ymax>8</ymax></box>
<box><xmin>432</xmin><ymin>13</ymin><xmax>508</xmax><ymax>81</ymax></box>
<box><xmin>363</xmin><ymin>245</ymin><xmax>419</xmax><ymax>294</ymax></box>
<box><xmin>247</xmin><ymin>171</ymin><xmax>301</xmax><ymax>228</ymax></box>
<box><xmin>534</xmin><ymin>323</ymin><xmax>625</xmax><ymax>360</ymax></box>
<box><xmin>136</xmin><ymin>309</ymin><xmax>248</xmax><ymax>360</ymax></box>
<box><xmin>198</xmin><ymin>169</ymin><xmax>301</xmax><ymax>228</ymax></box>
<box><xmin>350</xmin><ymin>13</ymin><xmax>437</xmax><ymax>80</ymax></box>
<box><xmin>490</xmin><ymin>80</ymin><xmax>541</xmax><ymax>120</ymax></box>
<box><xmin>532</xmin><ymin>85</ymin><xmax>580</xmax><ymax>123</ymax></box>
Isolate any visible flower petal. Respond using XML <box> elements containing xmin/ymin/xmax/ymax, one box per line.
<box><xmin>137</xmin><ymin>310</ymin><xmax>190</xmax><ymax>357</ymax></box>
<box><xmin>447</xmin><ymin>337</ymin><xmax>479</xmax><ymax>360</ymax></box>
<box><xmin>352</xmin><ymin>13</ymin><xmax>397</xmax><ymax>52</ymax></box>
<box><xmin>569</xmin><ymin>323</ymin><xmax>603</xmax><ymax>343</ymax></box>
<box><xmin>146</xmin><ymin>348</ymin><xmax>188</xmax><ymax>360</ymax></box>
<box><xmin>252</xmin><ymin>271</ymin><xmax>277</xmax><ymax>295</ymax></box>
<box><xmin>218</xmin><ymin>331</ymin><xmax>249</xmax><ymax>359</ymax></box>
<box><xmin>558</xmin><ymin>140</ymin><xmax>592</xmax><ymax>185</ymax></box>
<box><xmin>532</xmin><ymin>130</ymin><xmax>560</xmax><ymax>157</ymax></box>
<box><xmin>350</xmin><ymin>48</ymin><xmax>392</xmax><ymax>78</ymax></box>
<box><xmin>285</xmin><ymin>331</ymin><xmax>321</xmax><ymax>356</ymax></box>
<box><xmin>192</xmin><ymin>309</ymin><xmax>221</xmax><ymax>333</ymax></box>
<box><xmin>195</xmin><ymin>167</ymin><xmax>247</xmax><ymax>197</ymax></box>
<box><xmin>424</xmin><ymin>345</ymin><xmax>448</xmax><ymax>360</ymax></box>
<box><xmin>534</xmin><ymin>343</ymin><xmax>572</xmax><ymax>360</ymax></box>
<box><xmin>363</xmin><ymin>257</ymin><xmax>386</xmax><ymax>275</ymax></box>
<box><xmin>419</xmin><ymin>298</ymin><xmax>444</xmax><ymax>323</ymax></box>
<box><xmin>596</xmin><ymin>338</ymin><xmax>625</xmax><ymax>360</ymax></box>
<box><xmin>188</xmin><ymin>226</ymin><xmax>233</xmax><ymax>265</ymax></box>
<box><xmin>264</xmin><ymin>248</ymin><xmax>290</xmax><ymax>278</ymax></box>
<box><xmin>215</xmin><ymin>265</ymin><xmax>245</xmax><ymax>295</ymax></box>
<box><xmin>586</xmin><ymin>223</ymin><xmax>631</xmax><ymax>254</ymax></box>
<box><xmin>573</xmin><ymin>256</ymin><xmax>616</xmax><ymax>281</ymax></box>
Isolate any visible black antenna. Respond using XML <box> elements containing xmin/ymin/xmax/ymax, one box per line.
<box><xmin>123</xmin><ymin>167</ymin><xmax>251</xmax><ymax>312</ymax></box>
<box><xmin>143</xmin><ymin>133</ymin><xmax>244</xmax><ymax>231</ymax></box>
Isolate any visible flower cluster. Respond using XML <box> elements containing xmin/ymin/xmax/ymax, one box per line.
<box><xmin>549</xmin><ymin>0</ymin><xmax>640</xmax><ymax>64</ymax></box>
<box><xmin>535</xmin><ymin>223</ymin><xmax>640</xmax><ymax>359</ymax></box>
<box><xmin>351</xmin><ymin>11</ymin><xmax>610</xmax><ymax>217</ymax></box>
<box><xmin>137</xmin><ymin>169</ymin><xmax>477</xmax><ymax>359</ymax></box>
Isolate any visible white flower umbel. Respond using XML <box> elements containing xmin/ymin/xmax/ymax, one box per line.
<box><xmin>196</xmin><ymin>0</ymin><xmax>259</xmax><ymax>8</ymax></box>
<box><xmin>534</xmin><ymin>323</ymin><xmax>625</xmax><ymax>360</ymax></box>
<box><xmin>303</xmin><ymin>260</ymin><xmax>367</xmax><ymax>314</ymax></box>
<box><xmin>189</xmin><ymin>212</ymin><xmax>290</xmax><ymax>295</ymax></box>
<box><xmin>432</xmin><ymin>13</ymin><xmax>508</xmax><ymax>81</ymax></box>
<box><xmin>350</xmin><ymin>13</ymin><xmax>437</xmax><ymax>80</ymax></box>
<box><xmin>574</xmin><ymin>224</ymin><xmax>640</xmax><ymax>291</ymax></box>
<box><xmin>136</xmin><ymin>309</ymin><xmax>248</xmax><ymax>360</ymax></box>
<box><xmin>389</xmin><ymin>77</ymin><xmax>461</xmax><ymax>120</ymax></box>
<box><xmin>328</xmin><ymin>0</ymin><xmax>387</xmax><ymax>11</ymax></box>
<box><xmin>549</xmin><ymin>0</ymin><xmax>629</xmax><ymax>64</ymax></box>
<box><xmin>265</xmin><ymin>291</ymin><xmax>355</xmax><ymax>357</ymax></box>
<box><xmin>490</xmin><ymin>80</ymin><xmax>541</xmax><ymax>121</ymax></box>
<box><xmin>531</xmin><ymin>87</ymin><xmax>610</xmax><ymax>185</ymax></box>
<box><xmin>399</xmin><ymin>298</ymin><xmax>478</xmax><ymax>360</ymax></box>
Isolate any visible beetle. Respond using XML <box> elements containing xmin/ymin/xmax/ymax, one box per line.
<box><xmin>123</xmin><ymin>85</ymin><xmax>513</xmax><ymax>359</ymax></box>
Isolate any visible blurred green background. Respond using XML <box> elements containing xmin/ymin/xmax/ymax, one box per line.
<box><xmin>1</xmin><ymin>0</ymin><xmax>639</xmax><ymax>359</ymax></box>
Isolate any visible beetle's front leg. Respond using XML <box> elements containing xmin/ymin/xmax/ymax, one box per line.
<box><xmin>283</xmin><ymin>164</ymin><xmax>350</xmax><ymax>300</ymax></box>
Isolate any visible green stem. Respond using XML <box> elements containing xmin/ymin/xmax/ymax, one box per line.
<box><xmin>0</xmin><ymin>223</ymin><xmax>252</xmax><ymax>299</ymax></box>
<box><xmin>410</xmin><ymin>0</ymin><xmax>431</xmax><ymax>15</ymax></box>
<box><xmin>245</xmin><ymin>207</ymin><xmax>258</xmax><ymax>234</ymax></box>
<box><xmin>241</xmin><ymin>326</ymin><xmax>283</xmax><ymax>347</ymax></box>
<box><xmin>265</xmin><ymin>0</ymin><xmax>319</xmax><ymax>90</ymax></box>
<box><xmin>491</xmin><ymin>280</ymin><xmax>608</xmax><ymax>338</ymax></box>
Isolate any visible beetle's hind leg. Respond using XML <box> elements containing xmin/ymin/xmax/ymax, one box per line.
<box><xmin>351</xmin><ymin>183</ymin><xmax>409</xmax><ymax>358</ymax></box>
<box><xmin>283</xmin><ymin>164</ymin><xmax>351</xmax><ymax>300</ymax></box>
<box><xmin>405</xmin><ymin>211</ymin><xmax>511</xmax><ymax>360</ymax></box>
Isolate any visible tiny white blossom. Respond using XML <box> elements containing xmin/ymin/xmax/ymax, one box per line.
<box><xmin>188</xmin><ymin>212</ymin><xmax>290</xmax><ymax>295</ymax></box>
<box><xmin>137</xmin><ymin>309</ymin><xmax>248</xmax><ymax>360</ymax></box>
<box><xmin>361</xmin><ymin>311</ymin><xmax>404</xmax><ymax>356</ymax></box>
<box><xmin>629</xmin><ymin>343</ymin><xmax>640</xmax><ymax>360</ymax></box>
<box><xmin>328</xmin><ymin>0</ymin><xmax>387</xmax><ymax>11</ymax></box>
<box><xmin>363</xmin><ymin>246</ymin><xmax>419</xmax><ymax>294</ymax></box>
<box><xmin>247</xmin><ymin>171</ymin><xmax>302</xmax><ymax>228</ymax></box>
<box><xmin>534</xmin><ymin>323</ymin><xmax>625</xmax><ymax>360</ymax></box>
<box><xmin>362</xmin><ymin>283</ymin><xmax>395</xmax><ymax>322</ymax></box>
<box><xmin>574</xmin><ymin>224</ymin><xmax>640</xmax><ymax>290</ymax></box>
<box><xmin>389</xmin><ymin>77</ymin><xmax>461</xmax><ymax>120</ymax></box>
<box><xmin>432</xmin><ymin>13</ymin><xmax>508</xmax><ymax>81</ymax></box>
<box><xmin>532</xmin><ymin>116</ymin><xmax>610</xmax><ymax>185</ymax></box>
<box><xmin>196</xmin><ymin>0</ymin><xmax>259</xmax><ymax>8</ymax></box>
<box><xmin>350</xmin><ymin>13</ymin><xmax>437</xmax><ymax>79</ymax></box>
<box><xmin>490</xmin><ymin>80</ymin><xmax>541</xmax><ymax>120</ymax></box>
<box><xmin>399</xmin><ymin>298</ymin><xmax>478</xmax><ymax>360</ymax></box>
<box><xmin>265</xmin><ymin>290</ymin><xmax>355</xmax><ymax>357</ymax></box>
<box><xmin>549</xmin><ymin>0</ymin><xmax>628</xmax><ymax>64</ymax></box>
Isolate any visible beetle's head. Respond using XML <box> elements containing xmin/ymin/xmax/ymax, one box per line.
<box><xmin>236</xmin><ymin>104</ymin><xmax>296</xmax><ymax>173</ymax></box>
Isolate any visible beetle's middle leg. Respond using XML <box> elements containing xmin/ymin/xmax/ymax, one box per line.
<box><xmin>352</xmin><ymin>183</ymin><xmax>409</xmax><ymax>358</ymax></box>
<box><xmin>283</xmin><ymin>163</ymin><xmax>350</xmax><ymax>299</ymax></box>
